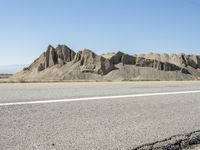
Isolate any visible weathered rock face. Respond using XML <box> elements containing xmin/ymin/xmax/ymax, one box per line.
<box><xmin>168</xmin><ymin>54</ymin><xmax>186</xmax><ymax>66</ymax></box>
<box><xmin>197</xmin><ymin>56</ymin><xmax>200</xmax><ymax>68</ymax></box>
<box><xmin>37</xmin><ymin>63</ymin><xmax>45</xmax><ymax>72</ymax></box>
<box><xmin>145</xmin><ymin>53</ymin><xmax>200</xmax><ymax>69</ymax></box>
<box><xmin>185</xmin><ymin>55</ymin><xmax>200</xmax><ymax>69</ymax></box>
<box><xmin>73</xmin><ymin>51</ymin><xmax>82</xmax><ymax>64</ymax></box>
<box><xmin>135</xmin><ymin>57</ymin><xmax>189</xmax><ymax>73</ymax></box>
<box><xmin>109</xmin><ymin>51</ymin><xmax>136</xmax><ymax>65</ymax></box>
<box><xmin>15</xmin><ymin>44</ymin><xmax>200</xmax><ymax>81</ymax></box>
<box><xmin>167</xmin><ymin>54</ymin><xmax>200</xmax><ymax>69</ymax></box>
<box><xmin>26</xmin><ymin>45</ymin><xmax>76</xmax><ymax>72</ymax></box>
<box><xmin>121</xmin><ymin>54</ymin><xmax>136</xmax><ymax>65</ymax></box>
<box><xmin>110</xmin><ymin>51</ymin><xmax>125</xmax><ymax>64</ymax></box>
<box><xmin>55</xmin><ymin>45</ymin><xmax>76</xmax><ymax>63</ymax></box>
<box><xmin>44</xmin><ymin>44</ymin><xmax>75</xmax><ymax>68</ymax></box>
<box><xmin>45</xmin><ymin>45</ymin><xmax>56</xmax><ymax>68</ymax></box>
<box><xmin>79</xmin><ymin>49</ymin><xmax>114</xmax><ymax>75</ymax></box>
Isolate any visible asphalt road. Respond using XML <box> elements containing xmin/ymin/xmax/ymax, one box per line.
<box><xmin>0</xmin><ymin>81</ymin><xmax>200</xmax><ymax>150</ymax></box>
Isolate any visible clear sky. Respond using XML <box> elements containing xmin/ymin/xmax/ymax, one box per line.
<box><xmin>0</xmin><ymin>0</ymin><xmax>200</xmax><ymax>65</ymax></box>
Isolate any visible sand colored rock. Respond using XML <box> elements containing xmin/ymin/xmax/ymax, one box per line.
<box><xmin>144</xmin><ymin>52</ymin><xmax>200</xmax><ymax>70</ymax></box>
<box><xmin>121</xmin><ymin>54</ymin><xmax>136</xmax><ymax>65</ymax></box>
<box><xmin>73</xmin><ymin>51</ymin><xmax>82</xmax><ymax>63</ymax></box>
<box><xmin>185</xmin><ymin>55</ymin><xmax>200</xmax><ymax>69</ymax></box>
<box><xmin>10</xmin><ymin>44</ymin><xmax>200</xmax><ymax>81</ymax></box>
<box><xmin>55</xmin><ymin>44</ymin><xmax>75</xmax><ymax>63</ymax></box>
<box><xmin>135</xmin><ymin>57</ymin><xmax>188</xmax><ymax>72</ymax></box>
<box><xmin>79</xmin><ymin>49</ymin><xmax>114</xmax><ymax>75</ymax></box>
<box><xmin>110</xmin><ymin>51</ymin><xmax>125</xmax><ymax>64</ymax></box>
<box><xmin>25</xmin><ymin>45</ymin><xmax>76</xmax><ymax>72</ymax></box>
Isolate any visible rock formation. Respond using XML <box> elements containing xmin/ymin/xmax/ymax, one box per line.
<box><xmin>23</xmin><ymin>44</ymin><xmax>76</xmax><ymax>72</ymax></box>
<box><xmin>135</xmin><ymin>57</ymin><xmax>189</xmax><ymax>73</ymax></box>
<box><xmin>44</xmin><ymin>45</ymin><xmax>75</xmax><ymax>68</ymax></box>
<box><xmin>11</xmin><ymin>44</ymin><xmax>200</xmax><ymax>81</ymax></box>
<box><xmin>79</xmin><ymin>49</ymin><xmax>114</xmax><ymax>75</ymax></box>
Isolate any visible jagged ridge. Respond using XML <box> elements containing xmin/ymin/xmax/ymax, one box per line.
<box><xmin>12</xmin><ymin>44</ymin><xmax>200</xmax><ymax>81</ymax></box>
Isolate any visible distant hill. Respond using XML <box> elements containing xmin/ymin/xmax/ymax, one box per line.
<box><xmin>0</xmin><ymin>74</ymin><xmax>13</xmax><ymax>78</ymax></box>
<box><xmin>0</xmin><ymin>64</ymin><xmax>28</xmax><ymax>74</ymax></box>
<box><xmin>11</xmin><ymin>44</ymin><xmax>200</xmax><ymax>81</ymax></box>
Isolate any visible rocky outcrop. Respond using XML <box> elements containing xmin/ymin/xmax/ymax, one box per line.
<box><xmin>145</xmin><ymin>53</ymin><xmax>200</xmax><ymax>69</ymax></box>
<box><xmin>109</xmin><ymin>52</ymin><xmax>136</xmax><ymax>65</ymax></box>
<box><xmin>196</xmin><ymin>56</ymin><xmax>200</xmax><ymax>68</ymax></box>
<box><xmin>135</xmin><ymin>57</ymin><xmax>190</xmax><ymax>74</ymax></box>
<box><xmin>11</xmin><ymin>44</ymin><xmax>200</xmax><ymax>81</ymax></box>
<box><xmin>44</xmin><ymin>44</ymin><xmax>75</xmax><ymax>68</ymax></box>
<box><xmin>79</xmin><ymin>49</ymin><xmax>114</xmax><ymax>75</ymax></box>
<box><xmin>55</xmin><ymin>45</ymin><xmax>75</xmax><ymax>63</ymax></box>
<box><xmin>37</xmin><ymin>63</ymin><xmax>45</xmax><ymax>72</ymax></box>
<box><xmin>44</xmin><ymin>45</ymin><xmax>56</xmax><ymax>68</ymax></box>
<box><xmin>185</xmin><ymin>55</ymin><xmax>200</xmax><ymax>69</ymax></box>
<box><xmin>73</xmin><ymin>51</ymin><xmax>82</xmax><ymax>63</ymax></box>
<box><xmin>168</xmin><ymin>54</ymin><xmax>187</xmax><ymax>67</ymax></box>
<box><xmin>25</xmin><ymin>45</ymin><xmax>76</xmax><ymax>72</ymax></box>
<box><xmin>122</xmin><ymin>54</ymin><xmax>136</xmax><ymax>65</ymax></box>
<box><xmin>169</xmin><ymin>54</ymin><xmax>200</xmax><ymax>68</ymax></box>
<box><xmin>110</xmin><ymin>51</ymin><xmax>125</xmax><ymax>64</ymax></box>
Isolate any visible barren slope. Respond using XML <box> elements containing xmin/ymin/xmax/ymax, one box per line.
<box><xmin>11</xmin><ymin>44</ymin><xmax>200</xmax><ymax>81</ymax></box>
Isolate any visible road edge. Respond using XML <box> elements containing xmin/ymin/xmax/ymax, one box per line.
<box><xmin>132</xmin><ymin>130</ymin><xmax>200</xmax><ymax>150</ymax></box>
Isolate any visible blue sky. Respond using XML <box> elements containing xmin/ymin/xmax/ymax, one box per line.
<box><xmin>0</xmin><ymin>0</ymin><xmax>200</xmax><ymax>65</ymax></box>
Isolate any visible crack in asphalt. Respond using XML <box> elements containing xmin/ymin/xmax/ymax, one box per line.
<box><xmin>131</xmin><ymin>130</ymin><xmax>200</xmax><ymax>150</ymax></box>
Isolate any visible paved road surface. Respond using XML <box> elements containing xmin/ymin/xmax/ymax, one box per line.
<box><xmin>0</xmin><ymin>81</ymin><xmax>200</xmax><ymax>149</ymax></box>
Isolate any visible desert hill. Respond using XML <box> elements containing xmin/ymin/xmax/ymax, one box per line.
<box><xmin>11</xmin><ymin>44</ymin><xmax>200</xmax><ymax>81</ymax></box>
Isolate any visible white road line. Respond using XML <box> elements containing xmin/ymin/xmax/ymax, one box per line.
<box><xmin>0</xmin><ymin>90</ymin><xmax>200</xmax><ymax>106</ymax></box>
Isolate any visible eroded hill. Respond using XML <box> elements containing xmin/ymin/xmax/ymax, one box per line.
<box><xmin>11</xmin><ymin>44</ymin><xmax>200</xmax><ymax>81</ymax></box>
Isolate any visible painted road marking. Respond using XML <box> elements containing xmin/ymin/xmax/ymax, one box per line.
<box><xmin>0</xmin><ymin>90</ymin><xmax>200</xmax><ymax>106</ymax></box>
